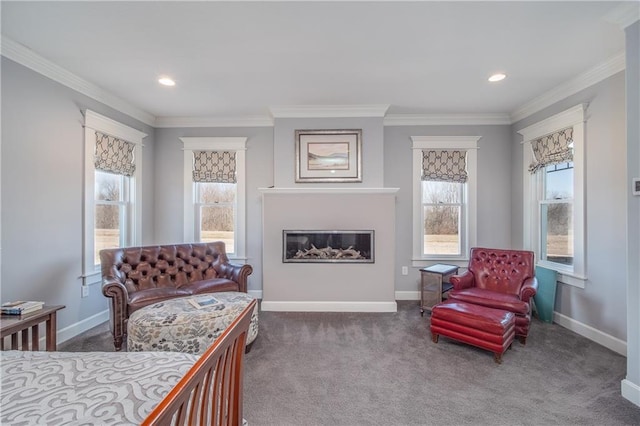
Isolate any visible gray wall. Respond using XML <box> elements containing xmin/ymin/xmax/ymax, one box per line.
<box><xmin>1</xmin><ymin>54</ymin><xmax>633</xmax><ymax>357</ymax></box>
<box><xmin>0</xmin><ymin>58</ymin><xmax>155</xmax><ymax>331</ymax></box>
<box><xmin>273</xmin><ymin>117</ymin><xmax>384</xmax><ymax>188</ymax></box>
<box><xmin>384</xmin><ymin>125</ymin><xmax>513</xmax><ymax>293</ymax></box>
<box><xmin>511</xmin><ymin>71</ymin><xmax>628</xmax><ymax>340</ymax></box>
<box><xmin>624</xmin><ymin>20</ymin><xmax>640</xmax><ymax>400</ymax></box>
<box><xmin>152</xmin><ymin>126</ymin><xmax>273</xmax><ymax>293</ymax></box>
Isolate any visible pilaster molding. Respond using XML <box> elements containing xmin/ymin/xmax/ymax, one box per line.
<box><xmin>1</xmin><ymin>36</ymin><xmax>156</xmax><ymax>127</ymax></box>
<box><xmin>269</xmin><ymin>104</ymin><xmax>390</xmax><ymax>118</ymax></box>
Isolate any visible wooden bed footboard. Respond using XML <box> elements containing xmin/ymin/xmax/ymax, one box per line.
<box><xmin>142</xmin><ymin>299</ymin><xmax>256</xmax><ymax>426</ymax></box>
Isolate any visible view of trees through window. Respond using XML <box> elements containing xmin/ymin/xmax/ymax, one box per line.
<box><xmin>198</xmin><ymin>182</ymin><xmax>236</xmax><ymax>253</ymax></box>
<box><xmin>422</xmin><ymin>181</ymin><xmax>462</xmax><ymax>255</ymax></box>
<box><xmin>542</xmin><ymin>163</ymin><xmax>574</xmax><ymax>265</ymax></box>
<box><xmin>94</xmin><ymin>171</ymin><xmax>124</xmax><ymax>264</ymax></box>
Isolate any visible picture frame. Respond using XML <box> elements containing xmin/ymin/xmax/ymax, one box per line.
<box><xmin>295</xmin><ymin>129</ymin><xmax>362</xmax><ymax>183</ymax></box>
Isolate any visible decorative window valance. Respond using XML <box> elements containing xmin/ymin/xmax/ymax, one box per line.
<box><xmin>421</xmin><ymin>150</ymin><xmax>468</xmax><ymax>183</ymax></box>
<box><xmin>528</xmin><ymin>127</ymin><xmax>573</xmax><ymax>174</ymax></box>
<box><xmin>193</xmin><ymin>151</ymin><xmax>237</xmax><ymax>183</ymax></box>
<box><xmin>94</xmin><ymin>131</ymin><xmax>136</xmax><ymax>177</ymax></box>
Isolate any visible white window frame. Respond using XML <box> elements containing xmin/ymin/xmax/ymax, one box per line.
<box><xmin>181</xmin><ymin>137</ymin><xmax>247</xmax><ymax>262</ymax></box>
<box><xmin>83</xmin><ymin>110</ymin><xmax>146</xmax><ymax>286</ymax></box>
<box><xmin>519</xmin><ymin>104</ymin><xmax>587</xmax><ymax>288</ymax></box>
<box><xmin>411</xmin><ymin>136</ymin><xmax>479</xmax><ymax>267</ymax></box>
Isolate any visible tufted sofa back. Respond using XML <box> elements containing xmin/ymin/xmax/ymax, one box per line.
<box><xmin>467</xmin><ymin>247</ymin><xmax>535</xmax><ymax>296</ymax></box>
<box><xmin>100</xmin><ymin>242</ymin><xmax>229</xmax><ymax>294</ymax></box>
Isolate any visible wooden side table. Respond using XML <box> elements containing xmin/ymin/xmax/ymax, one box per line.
<box><xmin>1</xmin><ymin>305</ymin><xmax>65</xmax><ymax>351</ymax></box>
<box><xmin>420</xmin><ymin>264</ymin><xmax>459</xmax><ymax>315</ymax></box>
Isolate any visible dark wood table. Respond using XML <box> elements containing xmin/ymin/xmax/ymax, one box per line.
<box><xmin>1</xmin><ymin>305</ymin><xmax>65</xmax><ymax>351</ymax></box>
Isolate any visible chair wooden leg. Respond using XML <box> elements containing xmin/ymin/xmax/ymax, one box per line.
<box><xmin>431</xmin><ymin>333</ymin><xmax>439</xmax><ymax>343</ymax></box>
<box><xmin>518</xmin><ymin>336</ymin><xmax>527</xmax><ymax>345</ymax></box>
<box><xmin>494</xmin><ymin>353</ymin><xmax>503</xmax><ymax>364</ymax></box>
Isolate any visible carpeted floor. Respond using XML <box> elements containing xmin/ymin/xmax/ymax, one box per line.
<box><xmin>60</xmin><ymin>301</ymin><xmax>640</xmax><ymax>425</ymax></box>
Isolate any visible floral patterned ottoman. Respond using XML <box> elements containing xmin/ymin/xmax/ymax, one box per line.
<box><xmin>127</xmin><ymin>292</ymin><xmax>258</xmax><ymax>354</ymax></box>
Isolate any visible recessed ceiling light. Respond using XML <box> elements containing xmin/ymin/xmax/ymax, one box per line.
<box><xmin>158</xmin><ymin>77</ymin><xmax>176</xmax><ymax>86</ymax></box>
<box><xmin>488</xmin><ymin>73</ymin><xmax>507</xmax><ymax>82</ymax></box>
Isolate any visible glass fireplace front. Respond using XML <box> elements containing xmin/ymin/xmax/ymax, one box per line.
<box><xmin>283</xmin><ymin>230</ymin><xmax>374</xmax><ymax>263</ymax></box>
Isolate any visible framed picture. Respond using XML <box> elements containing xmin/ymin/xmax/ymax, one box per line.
<box><xmin>295</xmin><ymin>129</ymin><xmax>362</xmax><ymax>183</ymax></box>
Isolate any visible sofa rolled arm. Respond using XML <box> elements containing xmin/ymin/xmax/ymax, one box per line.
<box><xmin>520</xmin><ymin>276</ymin><xmax>538</xmax><ymax>303</ymax></box>
<box><xmin>102</xmin><ymin>279</ymin><xmax>129</xmax><ymax>351</ymax></box>
<box><xmin>218</xmin><ymin>262</ymin><xmax>253</xmax><ymax>293</ymax></box>
<box><xmin>450</xmin><ymin>270</ymin><xmax>474</xmax><ymax>290</ymax></box>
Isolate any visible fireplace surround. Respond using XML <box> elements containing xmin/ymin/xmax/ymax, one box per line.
<box><xmin>261</xmin><ymin>188</ymin><xmax>398</xmax><ymax>312</ymax></box>
<box><xmin>283</xmin><ymin>230</ymin><xmax>374</xmax><ymax>263</ymax></box>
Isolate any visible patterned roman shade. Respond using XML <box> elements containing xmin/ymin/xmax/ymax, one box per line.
<box><xmin>528</xmin><ymin>127</ymin><xmax>573</xmax><ymax>174</ymax></box>
<box><xmin>421</xmin><ymin>150</ymin><xmax>468</xmax><ymax>183</ymax></box>
<box><xmin>193</xmin><ymin>151</ymin><xmax>237</xmax><ymax>183</ymax></box>
<box><xmin>94</xmin><ymin>131</ymin><xmax>136</xmax><ymax>177</ymax></box>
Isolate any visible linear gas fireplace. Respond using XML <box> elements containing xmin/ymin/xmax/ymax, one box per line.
<box><xmin>283</xmin><ymin>230</ymin><xmax>374</xmax><ymax>263</ymax></box>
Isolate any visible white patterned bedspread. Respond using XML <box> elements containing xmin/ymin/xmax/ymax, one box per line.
<box><xmin>1</xmin><ymin>350</ymin><xmax>199</xmax><ymax>425</ymax></box>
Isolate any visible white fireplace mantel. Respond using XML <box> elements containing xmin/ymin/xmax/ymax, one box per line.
<box><xmin>259</xmin><ymin>187</ymin><xmax>399</xmax><ymax>195</ymax></box>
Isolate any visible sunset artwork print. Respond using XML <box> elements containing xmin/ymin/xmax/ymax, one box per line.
<box><xmin>307</xmin><ymin>142</ymin><xmax>350</xmax><ymax>170</ymax></box>
<box><xmin>294</xmin><ymin>129</ymin><xmax>362</xmax><ymax>182</ymax></box>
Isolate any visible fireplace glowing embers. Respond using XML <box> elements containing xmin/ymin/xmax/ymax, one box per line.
<box><xmin>283</xmin><ymin>230</ymin><xmax>374</xmax><ymax>263</ymax></box>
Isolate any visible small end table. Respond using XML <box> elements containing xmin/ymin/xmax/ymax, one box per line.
<box><xmin>420</xmin><ymin>264</ymin><xmax>459</xmax><ymax>316</ymax></box>
<box><xmin>1</xmin><ymin>305</ymin><xmax>65</xmax><ymax>351</ymax></box>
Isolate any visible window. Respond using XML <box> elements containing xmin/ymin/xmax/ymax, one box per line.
<box><xmin>195</xmin><ymin>182</ymin><xmax>236</xmax><ymax>252</ymax></box>
<box><xmin>411</xmin><ymin>136</ymin><xmax>479</xmax><ymax>266</ymax></box>
<box><xmin>423</xmin><ymin>180</ymin><xmax>464</xmax><ymax>256</ymax></box>
<box><xmin>83</xmin><ymin>110</ymin><xmax>146</xmax><ymax>285</ymax></box>
<box><xmin>520</xmin><ymin>104</ymin><xmax>586</xmax><ymax>286</ymax></box>
<box><xmin>94</xmin><ymin>171</ymin><xmax>127</xmax><ymax>264</ymax></box>
<box><xmin>181</xmin><ymin>137</ymin><xmax>247</xmax><ymax>260</ymax></box>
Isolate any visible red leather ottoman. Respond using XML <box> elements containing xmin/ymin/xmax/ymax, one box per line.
<box><xmin>430</xmin><ymin>300</ymin><xmax>515</xmax><ymax>363</ymax></box>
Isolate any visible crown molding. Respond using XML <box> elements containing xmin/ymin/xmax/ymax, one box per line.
<box><xmin>1</xmin><ymin>36</ymin><xmax>156</xmax><ymax>127</ymax></box>
<box><xmin>269</xmin><ymin>104</ymin><xmax>390</xmax><ymax>118</ymax></box>
<box><xmin>517</xmin><ymin>103</ymin><xmax>587</xmax><ymax>142</ymax></box>
<box><xmin>155</xmin><ymin>115</ymin><xmax>274</xmax><ymax>128</ymax></box>
<box><xmin>510</xmin><ymin>51</ymin><xmax>625</xmax><ymax>124</ymax></box>
<box><xmin>384</xmin><ymin>113</ymin><xmax>511</xmax><ymax>126</ymax></box>
<box><xmin>604</xmin><ymin>2</ymin><xmax>640</xmax><ymax>29</ymax></box>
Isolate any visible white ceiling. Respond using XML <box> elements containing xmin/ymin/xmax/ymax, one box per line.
<box><xmin>0</xmin><ymin>1</ymin><xmax>631</xmax><ymax>124</ymax></box>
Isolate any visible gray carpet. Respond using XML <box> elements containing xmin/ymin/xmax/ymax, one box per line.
<box><xmin>60</xmin><ymin>301</ymin><xmax>640</xmax><ymax>425</ymax></box>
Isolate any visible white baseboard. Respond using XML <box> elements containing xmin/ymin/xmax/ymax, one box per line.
<box><xmin>553</xmin><ymin>311</ymin><xmax>627</xmax><ymax>356</ymax></box>
<box><xmin>622</xmin><ymin>379</ymin><xmax>640</xmax><ymax>407</ymax></box>
<box><xmin>56</xmin><ymin>309</ymin><xmax>109</xmax><ymax>346</ymax></box>
<box><xmin>395</xmin><ymin>291</ymin><xmax>420</xmax><ymax>300</ymax></box>
<box><xmin>260</xmin><ymin>300</ymin><xmax>397</xmax><ymax>312</ymax></box>
<box><xmin>247</xmin><ymin>290</ymin><xmax>263</xmax><ymax>300</ymax></box>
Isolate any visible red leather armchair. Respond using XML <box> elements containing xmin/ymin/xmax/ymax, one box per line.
<box><xmin>448</xmin><ymin>247</ymin><xmax>538</xmax><ymax>344</ymax></box>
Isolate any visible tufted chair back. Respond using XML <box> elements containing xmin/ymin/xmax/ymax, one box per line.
<box><xmin>102</xmin><ymin>242</ymin><xmax>228</xmax><ymax>293</ymax></box>
<box><xmin>467</xmin><ymin>247</ymin><xmax>535</xmax><ymax>296</ymax></box>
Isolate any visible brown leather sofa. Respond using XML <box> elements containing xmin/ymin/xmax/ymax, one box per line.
<box><xmin>448</xmin><ymin>247</ymin><xmax>538</xmax><ymax>344</ymax></box>
<box><xmin>101</xmin><ymin>241</ymin><xmax>253</xmax><ymax>351</ymax></box>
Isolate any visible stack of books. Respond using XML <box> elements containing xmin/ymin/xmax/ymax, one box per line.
<box><xmin>1</xmin><ymin>301</ymin><xmax>45</xmax><ymax>315</ymax></box>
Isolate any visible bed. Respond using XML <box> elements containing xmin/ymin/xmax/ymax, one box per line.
<box><xmin>1</xmin><ymin>299</ymin><xmax>256</xmax><ymax>425</ymax></box>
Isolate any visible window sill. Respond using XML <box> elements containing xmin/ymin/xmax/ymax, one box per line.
<box><xmin>80</xmin><ymin>271</ymin><xmax>102</xmax><ymax>286</ymax></box>
<box><xmin>557</xmin><ymin>272</ymin><xmax>586</xmax><ymax>289</ymax></box>
<box><xmin>536</xmin><ymin>261</ymin><xmax>586</xmax><ymax>289</ymax></box>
